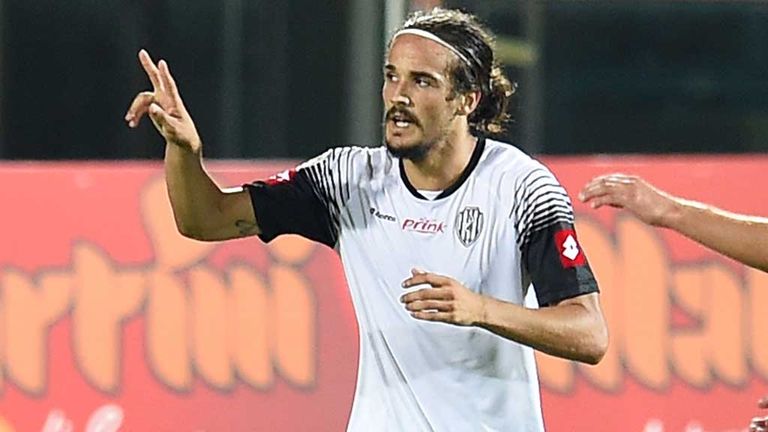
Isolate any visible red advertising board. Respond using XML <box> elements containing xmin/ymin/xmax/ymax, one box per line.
<box><xmin>0</xmin><ymin>156</ymin><xmax>766</xmax><ymax>431</ymax></box>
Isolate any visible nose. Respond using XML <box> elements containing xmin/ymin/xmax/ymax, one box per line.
<box><xmin>392</xmin><ymin>93</ymin><xmax>411</xmax><ymax>106</ymax></box>
<box><xmin>389</xmin><ymin>82</ymin><xmax>412</xmax><ymax>107</ymax></box>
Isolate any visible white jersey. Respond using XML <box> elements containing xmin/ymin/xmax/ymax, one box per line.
<box><xmin>247</xmin><ymin>138</ymin><xmax>598</xmax><ymax>432</ymax></box>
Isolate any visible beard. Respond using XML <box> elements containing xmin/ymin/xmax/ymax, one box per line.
<box><xmin>384</xmin><ymin>135</ymin><xmax>435</xmax><ymax>162</ymax></box>
<box><xmin>382</xmin><ymin>106</ymin><xmax>435</xmax><ymax>162</ymax></box>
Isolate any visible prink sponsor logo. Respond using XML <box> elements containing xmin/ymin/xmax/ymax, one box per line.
<box><xmin>402</xmin><ymin>218</ymin><xmax>446</xmax><ymax>234</ymax></box>
<box><xmin>369</xmin><ymin>207</ymin><xmax>396</xmax><ymax>222</ymax></box>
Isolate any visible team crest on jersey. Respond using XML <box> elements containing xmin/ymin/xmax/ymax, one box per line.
<box><xmin>455</xmin><ymin>206</ymin><xmax>484</xmax><ymax>247</ymax></box>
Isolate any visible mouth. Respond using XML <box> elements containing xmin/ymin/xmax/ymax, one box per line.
<box><xmin>386</xmin><ymin>109</ymin><xmax>418</xmax><ymax>130</ymax></box>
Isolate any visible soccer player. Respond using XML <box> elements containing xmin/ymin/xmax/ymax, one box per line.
<box><xmin>126</xmin><ymin>8</ymin><xmax>608</xmax><ymax>431</ymax></box>
<box><xmin>578</xmin><ymin>173</ymin><xmax>768</xmax><ymax>432</ymax></box>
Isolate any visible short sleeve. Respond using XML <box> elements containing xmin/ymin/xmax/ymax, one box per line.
<box><xmin>244</xmin><ymin>147</ymin><xmax>353</xmax><ymax>247</ymax></box>
<box><xmin>511</xmin><ymin>165</ymin><xmax>599</xmax><ymax>306</ymax></box>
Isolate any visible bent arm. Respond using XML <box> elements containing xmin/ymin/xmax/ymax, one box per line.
<box><xmin>165</xmin><ymin>144</ymin><xmax>258</xmax><ymax>241</ymax></box>
<box><xmin>401</xmin><ymin>270</ymin><xmax>607</xmax><ymax>365</ymax></box>
<box><xmin>127</xmin><ymin>52</ymin><xmax>347</xmax><ymax>246</ymax></box>
<box><xmin>504</xmin><ymin>164</ymin><xmax>606</xmax><ymax>363</ymax></box>
<box><xmin>478</xmin><ymin>292</ymin><xmax>607</xmax><ymax>364</ymax></box>
<box><xmin>125</xmin><ymin>50</ymin><xmax>259</xmax><ymax>242</ymax></box>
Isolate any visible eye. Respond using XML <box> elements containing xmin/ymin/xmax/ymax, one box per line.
<box><xmin>415</xmin><ymin>77</ymin><xmax>431</xmax><ymax>88</ymax></box>
<box><xmin>385</xmin><ymin>72</ymin><xmax>398</xmax><ymax>82</ymax></box>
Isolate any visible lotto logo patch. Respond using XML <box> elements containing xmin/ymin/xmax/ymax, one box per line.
<box><xmin>264</xmin><ymin>169</ymin><xmax>296</xmax><ymax>186</ymax></box>
<box><xmin>554</xmin><ymin>229</ymin><xmax>585</xmax><ymax>267</ymax></box>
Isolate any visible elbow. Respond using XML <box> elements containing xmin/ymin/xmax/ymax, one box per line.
<box><xmin>176</xmin><ymin>220</ymin><xmax>212</xmax><ymax>241</ymax></box>
<box><xmin>581</xmin><ymin>340</ymin><xmax>608</xmax><ymax>366</ymax></box>
<box><xmin>177</xmin><ymin>224</ymin><xmax>203</xmax><ymax>240</ymax></box>
<box><xmin>580</xmin><ymin>323</ymin><xmax>609</xmax><ymax>365</ymax></box>
<box><xmin>565</xmin><ymin>293</ymin><xmax>609</xmax><ymax>365</ymax></box>
<box><xmin>171</xmin><ymin>209</ymin><xmax>205</xmax><ymax>240</ymax></box>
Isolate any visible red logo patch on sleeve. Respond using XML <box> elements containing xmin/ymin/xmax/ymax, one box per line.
<box><xmin>554</xmin><ymin>228</ymin><xmax>586</xmax><ymax>268</ymax></box>
<box><xmin>264</xmin><ymin>169</ymin><xmax>297</xmax><ymax>186</ymax></box>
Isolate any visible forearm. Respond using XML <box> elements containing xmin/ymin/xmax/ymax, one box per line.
<box><xmin>164</xmin><ymin>143</ymin><xmax>229</xmax><ymax>238</ymax></box>
<box><xmin>127</xmin><ymin>50</ymin><xmax>258</xmax><ymax>240</ymax></box>
<box><xmin>476</xmin><ymin>296</ymin><xmax>607</xmax><ymax>364</ymax></box>
<box><xmin>664</xmin><ymin>199</ymin><xmax>768</xmax><ymax>272</ymax></box>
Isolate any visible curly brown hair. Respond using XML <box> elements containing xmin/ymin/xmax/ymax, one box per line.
<box><xmin>393</xmin><ymin>8</ymin><xmax>515</xmax><ymax>137</ymax></box>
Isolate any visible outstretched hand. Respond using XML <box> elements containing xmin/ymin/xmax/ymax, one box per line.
<box><xmin>400</xmin><ymin>269</ymin><xmax>486</xmax><ymax>326</ymax></box>
<box><xmin>124</xmin><ymin>49</ymin><xmax>201</xmax><ymax>153</ymax></box>
<box><xmin>578</xmin><ymin>173</ymin><xmax>679</xmax><ymax>228</ymax></box>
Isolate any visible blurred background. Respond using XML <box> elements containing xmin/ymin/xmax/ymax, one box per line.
<box><xmin>3</xmin><ymin>0</ymin><xmax>768</xmax><ymax>160</ymax></box>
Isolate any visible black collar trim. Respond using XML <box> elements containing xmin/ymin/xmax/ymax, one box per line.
<box><xmin>398</xmin><ymin>136</ymin><xmax>486</xmax><ymax>201</ymax></box>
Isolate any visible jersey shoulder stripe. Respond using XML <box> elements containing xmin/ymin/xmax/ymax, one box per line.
<box><xmin>298</xmin><ymin>145</ymin><xmax>392</xmax><ymax>206</ymax></box>
<box><xmin>478</xmin><ymin>144</ymin><xmax>574</xmax><ymax>251</ymax></box>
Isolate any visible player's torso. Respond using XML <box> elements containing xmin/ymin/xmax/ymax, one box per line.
<box><xmin>337</xmin><ymin>147</ymin><xmax>545</xmax><ymax>432</ymax></box>
<box><xmin>339</xmin><ymin>162</ymin><xmax>525</xmax><ymax>309</ymax></box>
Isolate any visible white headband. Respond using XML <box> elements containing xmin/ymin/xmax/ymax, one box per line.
<box><xmin>393</xmin><ymin>28</ymin><xmax>472</xmax><ymax>67</ymax></box>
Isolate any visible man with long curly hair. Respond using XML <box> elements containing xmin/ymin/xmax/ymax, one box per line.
<box><xmin>127</xmin><ymin>8</ymin><xmax>608</xmax><ymax>431</ymax></box>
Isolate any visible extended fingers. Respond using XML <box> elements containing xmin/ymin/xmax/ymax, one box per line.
<box><xmin>409</xmin><ymin>311</ymin><xmax>454</xmax><ymax>322</ymax></box>
<box><xmin>404</xmin><ymin>299</ymin><xmax>454</xmax><ymax>312</ymax></box>
<box><xmin>158</xmin><ymin>60</ymin><xmax>185</xmax><ymax>113</ymax></box>
<box><xmin>138</xmin><ymin>49</ymin><xmax>163</xmax><ymax>92</ymax></box>
<box><xmin>400</xmin><ymin>287</ymin><xmax>453</xmax><ymax>304</ymax></box>
<box><xmin>583</xmin><ymin>193</ymin><xmax>627</xmax><ymax>210</ymax></box>
<box><xmin>579</xmin><ymin>173</ymin><xmax>636</xmax><ymax>203</ymax></box>
<box><xmin>579</xmin><ymin>175</ymin><xmax>614</xmax><ymax>202</ymax></box>
<box><xmin>402</xmin><ymin>272</ymin><xmax>451</xmax><ymax>289</ymax></box>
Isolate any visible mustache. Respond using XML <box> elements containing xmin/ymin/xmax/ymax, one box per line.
<box><xmin>385</xmin><ymin>107</ymin><xmax>420</xmax><ymax>127</ymax></box>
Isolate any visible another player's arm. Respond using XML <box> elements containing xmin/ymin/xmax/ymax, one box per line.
<box><xmin>581</xmin><ymin>173</ymin><xmax>768</xmax><ymax>427</ymax></box>
<box><xmin>579</xmin><ymin>173</ymin><xmax>768</xmax><ymax>272</ymax></box>
<box><xmin>125</xmin><ymin>49</ymin><xmax>259</xmax><ymax>241</ymax></box>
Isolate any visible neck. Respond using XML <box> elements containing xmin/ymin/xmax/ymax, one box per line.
<box><xmin>402</xmin><ymin>129</ymin><xmax>478</xmax><ymax>192</ymax></box>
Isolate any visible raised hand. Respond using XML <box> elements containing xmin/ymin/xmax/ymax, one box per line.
<box><xmin>400</xmin><ymin>268</ymin><xmax>485</xmax><ymax>326</ymax></box>
<box><xmin>578</xmin><ymin>173</ymin><xmax>679</xmax><ymax>228</ymax></box>
<box><xmin>124</xmin><ymin>49</ymin><xmax>201</xmax><ymax>153</ymax></box>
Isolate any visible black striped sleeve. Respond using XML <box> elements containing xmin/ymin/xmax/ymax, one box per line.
<box><xmin>510</xmin><ymin>166</ymin><xmax>598</xmax><ymax>306</ymax></box>
<box><xmin>244</xmin><ymin>148</ymin><xmax>352</xmax><ymax>248</ymax></box>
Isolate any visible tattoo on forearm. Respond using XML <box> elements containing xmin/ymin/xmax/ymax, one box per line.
<box><xmin>235</xmin><ymin>219</ymin><xmax>258</xmax><ymax>236</ymax></box>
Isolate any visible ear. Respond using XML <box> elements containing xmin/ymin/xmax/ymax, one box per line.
<box><xmin>455</xmin><ymin>90</ymin><xmax>482</xmax><ymax>117</ymax></box>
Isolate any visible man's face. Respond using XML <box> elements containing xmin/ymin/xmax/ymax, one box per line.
<box><xmin>382</xmin><ymin>34</ymin><xmax>463</xmax><ymax>160</ymax></box>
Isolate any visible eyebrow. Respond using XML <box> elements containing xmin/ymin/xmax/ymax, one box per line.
<box><xmin>383</xmin><ymin>64</ymin><xmax>444</xmax><ymax>84</ymax></box>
